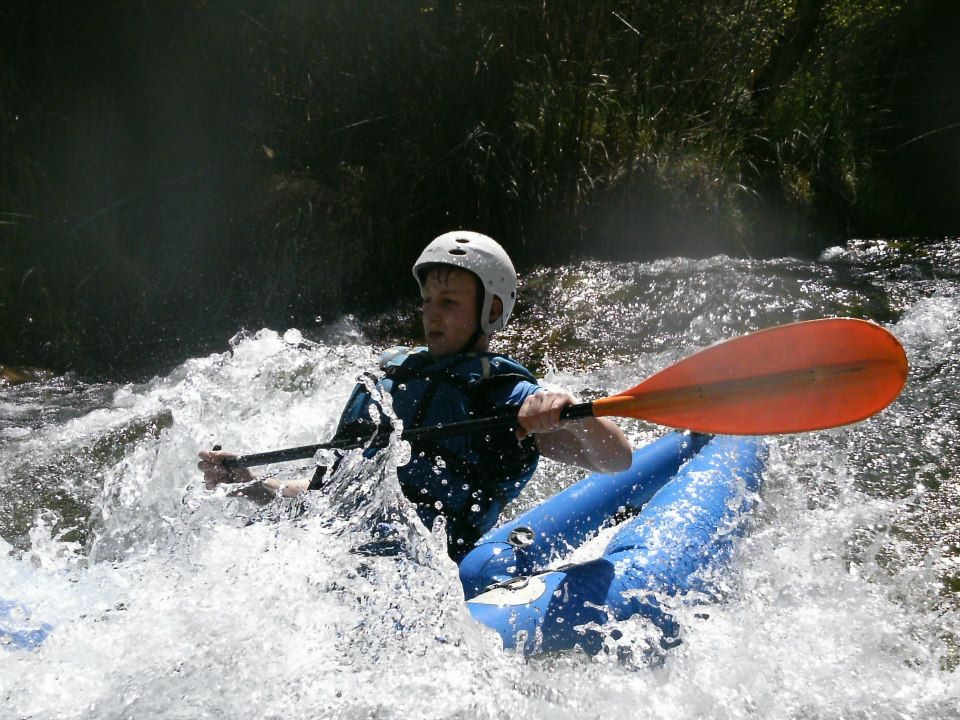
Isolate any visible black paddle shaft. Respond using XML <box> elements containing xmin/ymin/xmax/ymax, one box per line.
<box><xmin>221</xmin><ymin>401</ymin><xmax>595</xmax><ymax>470</ymax></box>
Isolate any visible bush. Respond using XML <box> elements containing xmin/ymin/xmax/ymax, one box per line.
<box><xmin>0</xmin><ymin>0</ymin><xmax>953</xmax><ymax>377</ymax></box>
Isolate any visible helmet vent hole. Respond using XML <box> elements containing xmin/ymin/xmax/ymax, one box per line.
<box><xmin>455</xmin><ymin>238</ymin><xmax>470</xmax><ymax>244</ymax></box>
<box><xmin>447</xmin><ymin>248</ymin><xmax>467</xmax><ymax>256</ymax></box>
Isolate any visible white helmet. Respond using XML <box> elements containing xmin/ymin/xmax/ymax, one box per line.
<box><xmin>412</xmin><ymin>231</ymin><xmax>517</xmax><ymax>335</ymax></box>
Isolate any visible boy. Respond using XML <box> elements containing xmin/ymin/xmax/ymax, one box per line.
<box><xmin>199</xmin><ymin>231</ymin><xmax>630</xmax><ymax>558</ymax></box>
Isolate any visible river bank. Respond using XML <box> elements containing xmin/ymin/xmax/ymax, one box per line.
<box><xmin>3</xmin><ymin>3</ymin><xmax>959</xmax><ymax>378</ymax></box>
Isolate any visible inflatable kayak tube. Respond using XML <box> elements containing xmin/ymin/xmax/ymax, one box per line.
<box><xmin>1</xmin><ymin>599</ymin><xmax>52</xmax><ymax>651</ymax></box>
<box><xmin>464</xmin><ymin>433</ymin><xmax>766</xmax><ymax>656</ymax></box>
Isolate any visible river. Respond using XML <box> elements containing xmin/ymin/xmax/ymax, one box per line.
<box><xmin>1</xmin><ymin>239</ymin><xmax>958</xmax><ymax>718</ymax></box>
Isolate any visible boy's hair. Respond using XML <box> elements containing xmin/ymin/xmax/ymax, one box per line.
<box><xmin>419</xmin><ymin>264</ymin><xmax>485</xmax><ymax>309</ymax></box>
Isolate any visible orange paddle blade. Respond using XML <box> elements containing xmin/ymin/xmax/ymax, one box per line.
<box><xmin>592</xmin><ymin>318</ymin><xmax>908</xmax><ymax>434</ymax></box>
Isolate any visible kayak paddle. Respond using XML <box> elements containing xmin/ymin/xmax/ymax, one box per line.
<box><xmin>223</xmin><ymin>318</ymin><xmax>908</xmax><ymax>470</ymax></box>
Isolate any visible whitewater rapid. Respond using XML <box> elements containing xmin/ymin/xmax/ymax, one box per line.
<box><xmin>2</xmin><ymin>244</ymin><xmax>959</xmax><ymax>719</ymax></box>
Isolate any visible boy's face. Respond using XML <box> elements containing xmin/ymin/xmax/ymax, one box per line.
<box><xmin>420</xmin><ymin>267</ymin><xmax>480</xmax><ymax>357</ymax></box>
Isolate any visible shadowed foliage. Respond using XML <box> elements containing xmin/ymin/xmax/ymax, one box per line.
<box><xmin>0</xmin><ymin>0</ymin><xmax>957</xmax><ymax>378</ymax></box>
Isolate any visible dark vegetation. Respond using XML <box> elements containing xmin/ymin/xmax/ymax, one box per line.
<box><xmin>1</xmin><ymin>1</ymin><xmax>958</xmax><ymax>378</ymax></box>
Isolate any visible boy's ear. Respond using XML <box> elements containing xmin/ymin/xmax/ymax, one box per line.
<box><xmin>488</xmin><ymin>296</ymin><xmax>503</xmax><ymax>325</ymax></box>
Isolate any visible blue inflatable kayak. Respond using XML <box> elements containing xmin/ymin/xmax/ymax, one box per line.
<box><xmin>1</xmin><ymin>599</ymin><xmax>52</xmax><ymax>651</ymax></box>
<box><xmin>462</xmin><ymin>432</ymin><xmax>766</xmax><ymax>655</ymax></box>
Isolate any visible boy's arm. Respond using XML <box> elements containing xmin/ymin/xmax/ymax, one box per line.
<box><xmin>517</xmin><ymin>389</ymin><xmax>632</xmax><ymax>473</ymax></box>
<box><xmin>197</xmin><ymin>378</ymin><xmax>371</xmax><ymax>502</ymax></box>
<box><xmin>197</xmin><ymin>449</ymin><xmax>311</xmax><ymax>502</ymax></box>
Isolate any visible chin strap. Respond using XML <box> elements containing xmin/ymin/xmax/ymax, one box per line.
<box><xmin>459</xmin><ymin>294</ymin><xmax>488</xmax><ymax>354</ymax></box>
<box><xmin>459</xmin><ymin>326</ymin><xmax>485</xmax><ymax>355</ymax></box>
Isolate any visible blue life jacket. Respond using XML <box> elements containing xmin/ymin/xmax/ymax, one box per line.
<box><xmin>332</xmin><ymin>347</ymin><xmax>542</xmax><ymax>558</ymax></box>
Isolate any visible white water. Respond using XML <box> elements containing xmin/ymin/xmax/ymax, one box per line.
<box><xmin>2</xmin><ymin>250</ymin><xmax>959</xmax><ymax>719</ymax></box>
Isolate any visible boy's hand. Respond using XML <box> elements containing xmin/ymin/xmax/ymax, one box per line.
<box><xmin>197</xmin><ymin>449</ymin><xmax>255</xmax><ymax>490</ymax></box>
<box><xmin>516</xmin><ymin>389</ymin><xmax>577</xmax><ymax>440</ymax></box>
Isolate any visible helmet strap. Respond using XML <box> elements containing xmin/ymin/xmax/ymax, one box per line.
<box><xmin>459</xmin><ymin>326</ymin><xmax>484</xmax><ymax>355</ymax></box>
<box><xmin>459</xmin><ymin>279</ymin><xmax>490</xmax><ymax>354</ymax></box>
